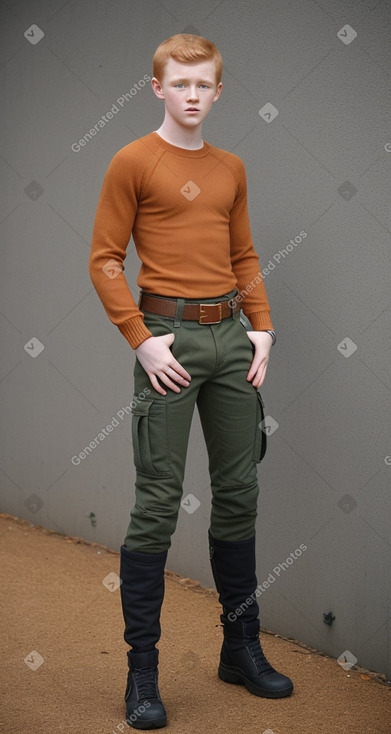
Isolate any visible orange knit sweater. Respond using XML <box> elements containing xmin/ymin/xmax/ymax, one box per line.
<box><xmin>89</xmin><ymin>132</ymin><xmax>273</xmax><ymax>349</ymax></box>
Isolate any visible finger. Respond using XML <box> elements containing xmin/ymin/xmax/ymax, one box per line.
<box><xmin>251</xmin><ymin>375</ymin><xmax>261</xmax><ymax>388</ymax></box>
<box><xmin>252</xmin><ymin>363</ymin><xmax>268</xmax><ymax>388</ymax></box>
<box><xmin>157</xmin><ymin>372</ymin><xmax>182</xmax><ymax>393</ymax></box>
<box><xmin>149</xmin><ymin>374</ymin><xmax>167</xmax><ymax>396</ymax></box>
<box><xmin>169</xmin><ymin>358</ymin><xmax>191</xmax><ymax>381</ymax></box>
<box><xmin>246</xmin><ymin>355</ymin><xmax>260</xmax><ymax>382</ymax></box>
<box><xmin>166</xmin><ymin>367</ymin><xmax>190</xmax><ymax>386</ymax></box>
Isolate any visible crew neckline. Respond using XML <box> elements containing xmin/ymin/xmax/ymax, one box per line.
<box><xmin>151</xmin><ymin>131</ymin><xmax>209</xmax><ymax>157</ymax></box>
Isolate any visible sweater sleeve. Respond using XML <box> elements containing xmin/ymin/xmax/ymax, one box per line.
<box><xmin>88</xmin><ymin>147</ymin><xmax>153</xmax><ymax>349</ymax></box>
<box><xmin>229</xmin><ymin>158</ymin><xmax>274</xmax><ymax>331</ymax></box>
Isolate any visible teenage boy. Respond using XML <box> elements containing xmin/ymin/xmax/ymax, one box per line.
<box><xmin>89</xmin><ymin>33</ymin><xmax>293</xmax><ymax>730</ymax></box>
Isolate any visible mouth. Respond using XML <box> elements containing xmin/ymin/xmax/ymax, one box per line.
<box><xmin>185</xmin><ymin>108</ymin><xmax>200</xmax><ymax>112</ymax></box>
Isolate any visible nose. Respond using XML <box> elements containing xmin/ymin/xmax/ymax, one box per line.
<box><xmin>186</xmin><ymin>86</ymin><xmax>199</xmax><ymax>102</ymax></box>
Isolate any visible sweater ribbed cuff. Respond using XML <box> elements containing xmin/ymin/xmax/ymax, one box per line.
<box><xmin>246</xmin><ymin>310</ymin><xmax>274</xmax><ymax>331</ymax></box>
<box><xmin>117</xmin><ymin>316</ymin><xmax>153</xmax><ymax>349</ymax></box>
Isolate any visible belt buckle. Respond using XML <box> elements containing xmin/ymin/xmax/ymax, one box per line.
<box><xmin>199</xmin><ymin>303</ymin><xmax>222</xmax><ymax>324</ymax></box>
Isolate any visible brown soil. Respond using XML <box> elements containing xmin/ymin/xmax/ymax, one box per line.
<box><xmin>1</xmin><ymin>513</ymin><xmax>390</xmax><ymax>734</ymax></box>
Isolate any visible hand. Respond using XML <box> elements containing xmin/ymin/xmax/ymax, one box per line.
<box><xmin>135</xmin><ymin>333</ymin><xmax>191</xmax><ymax>396</ymax></box>
<box><xmin>245</xmin><ymin>331</ymin><xmax>273</xmax><ymax>388</ymax></box>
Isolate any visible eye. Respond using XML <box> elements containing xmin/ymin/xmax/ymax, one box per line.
<box><xmin>175</xmin><ymin>83</ymin><xmax>185</xmax><ymax>88</ymax></box>
<box><xmin>199</xmin><ymin>84</ymin><xmax>209</xmax><ymax>89</ymax></box>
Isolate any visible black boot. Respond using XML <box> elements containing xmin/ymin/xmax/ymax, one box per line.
<box><xmin>209</xmin><ymin>532</ymin><xmax>293</xmax><ymax>699</ymax></box>
<box><xmin>120</xmin><ymin>545</ymin><xmax>168</xmax><ymax>729</ymax></box>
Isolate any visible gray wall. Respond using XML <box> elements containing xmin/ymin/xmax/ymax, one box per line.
<box><xmin>1</xmin><ymin>0</ymin><xmax>390</xmax><ymax>679</ymax></box>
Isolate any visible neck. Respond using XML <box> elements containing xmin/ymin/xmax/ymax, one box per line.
<box><xmin>155</xmin><ymin>115</ymin><xmax>204</xmax><ymax>150</ymax></box>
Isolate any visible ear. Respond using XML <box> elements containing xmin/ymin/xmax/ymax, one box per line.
<box><xmin>151</xmin><ymin>76</ymin><xmax>165</xmax><ymax>100</ymax></box>
<box><xmin>213</xmin><ymin>82</ymin><xmax>223</xmax><ymax>103</ymax></box>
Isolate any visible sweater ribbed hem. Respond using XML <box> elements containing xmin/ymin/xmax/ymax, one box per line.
<box><xmin>246</xmin><ymin>310</ymin><xmax>274</xmax><ymax>331</ymax></box>
<box><xmin>117</xmin><ymin>317</ymin><xmax>152</xmax><ymax>349</ymax></box>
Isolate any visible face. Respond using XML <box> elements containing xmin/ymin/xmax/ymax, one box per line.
<box><xmin>151</xmin><ymin>57</ymin><xmax>223</xmax><ymax>128</ymax></box>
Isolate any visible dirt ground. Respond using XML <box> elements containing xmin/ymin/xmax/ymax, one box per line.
<box><xmin>1</xmin><ymin>513</ymin><xmax>390</xmax><ymax>734</ymax></box>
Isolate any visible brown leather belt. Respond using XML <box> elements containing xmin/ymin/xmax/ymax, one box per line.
<box><xmin>139</xmin><ymin>293</ymin><xmax>240</xmax><ymax>324</ymax></box>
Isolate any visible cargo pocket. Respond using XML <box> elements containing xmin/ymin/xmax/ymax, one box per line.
<box><xmin>252</xmin><ymin>389</ymin><xmax>267</xmax><ymax>463</ymax></box>
<box><xmin>131</xmin><ymin>399</ymin><xmax>173</xmax><ymax>477</ymax></box>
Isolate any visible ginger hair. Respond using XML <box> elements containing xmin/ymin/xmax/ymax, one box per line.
<box><xmin>153</xmin><ymin>33</ymin><xmax>223</xmax><ymax>84</ymax></box>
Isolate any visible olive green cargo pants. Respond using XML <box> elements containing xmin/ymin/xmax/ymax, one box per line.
<box><xmin>124</xmin><ymin>291</ymin><xmax>266</xmax><ymax>553</ymax></box>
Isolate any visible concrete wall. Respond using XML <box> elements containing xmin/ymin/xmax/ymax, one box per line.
<box><xmin>1</xmin><ymin>0</ymin><xmax>390</xmax><ymax>678</ymax></box>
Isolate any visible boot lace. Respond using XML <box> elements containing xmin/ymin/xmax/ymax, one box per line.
<box><xmin>247</xmin><ymin>637</ymin><xmax>275</xmax><ymax>676</ymax></box>
<box><xmin>134</xmin><ymin>667</ymin><xmax>159</xmax><ymax>700</ymax></box>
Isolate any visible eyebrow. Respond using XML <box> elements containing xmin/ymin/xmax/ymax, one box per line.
<box><xmin>171</xmin><ymin>78</ymin><xmax>214</xmax><ymax>84</ymax></box>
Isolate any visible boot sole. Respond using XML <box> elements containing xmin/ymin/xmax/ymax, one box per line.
<box><xmin>126</xmin><ymin>717</ymin><xmax>167</xmax><ymax>730</ymax></box>
<box><xmin>218</xmin><ymin>663</ymin><xmax>293</xmax><ymax>699</ymax></box>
